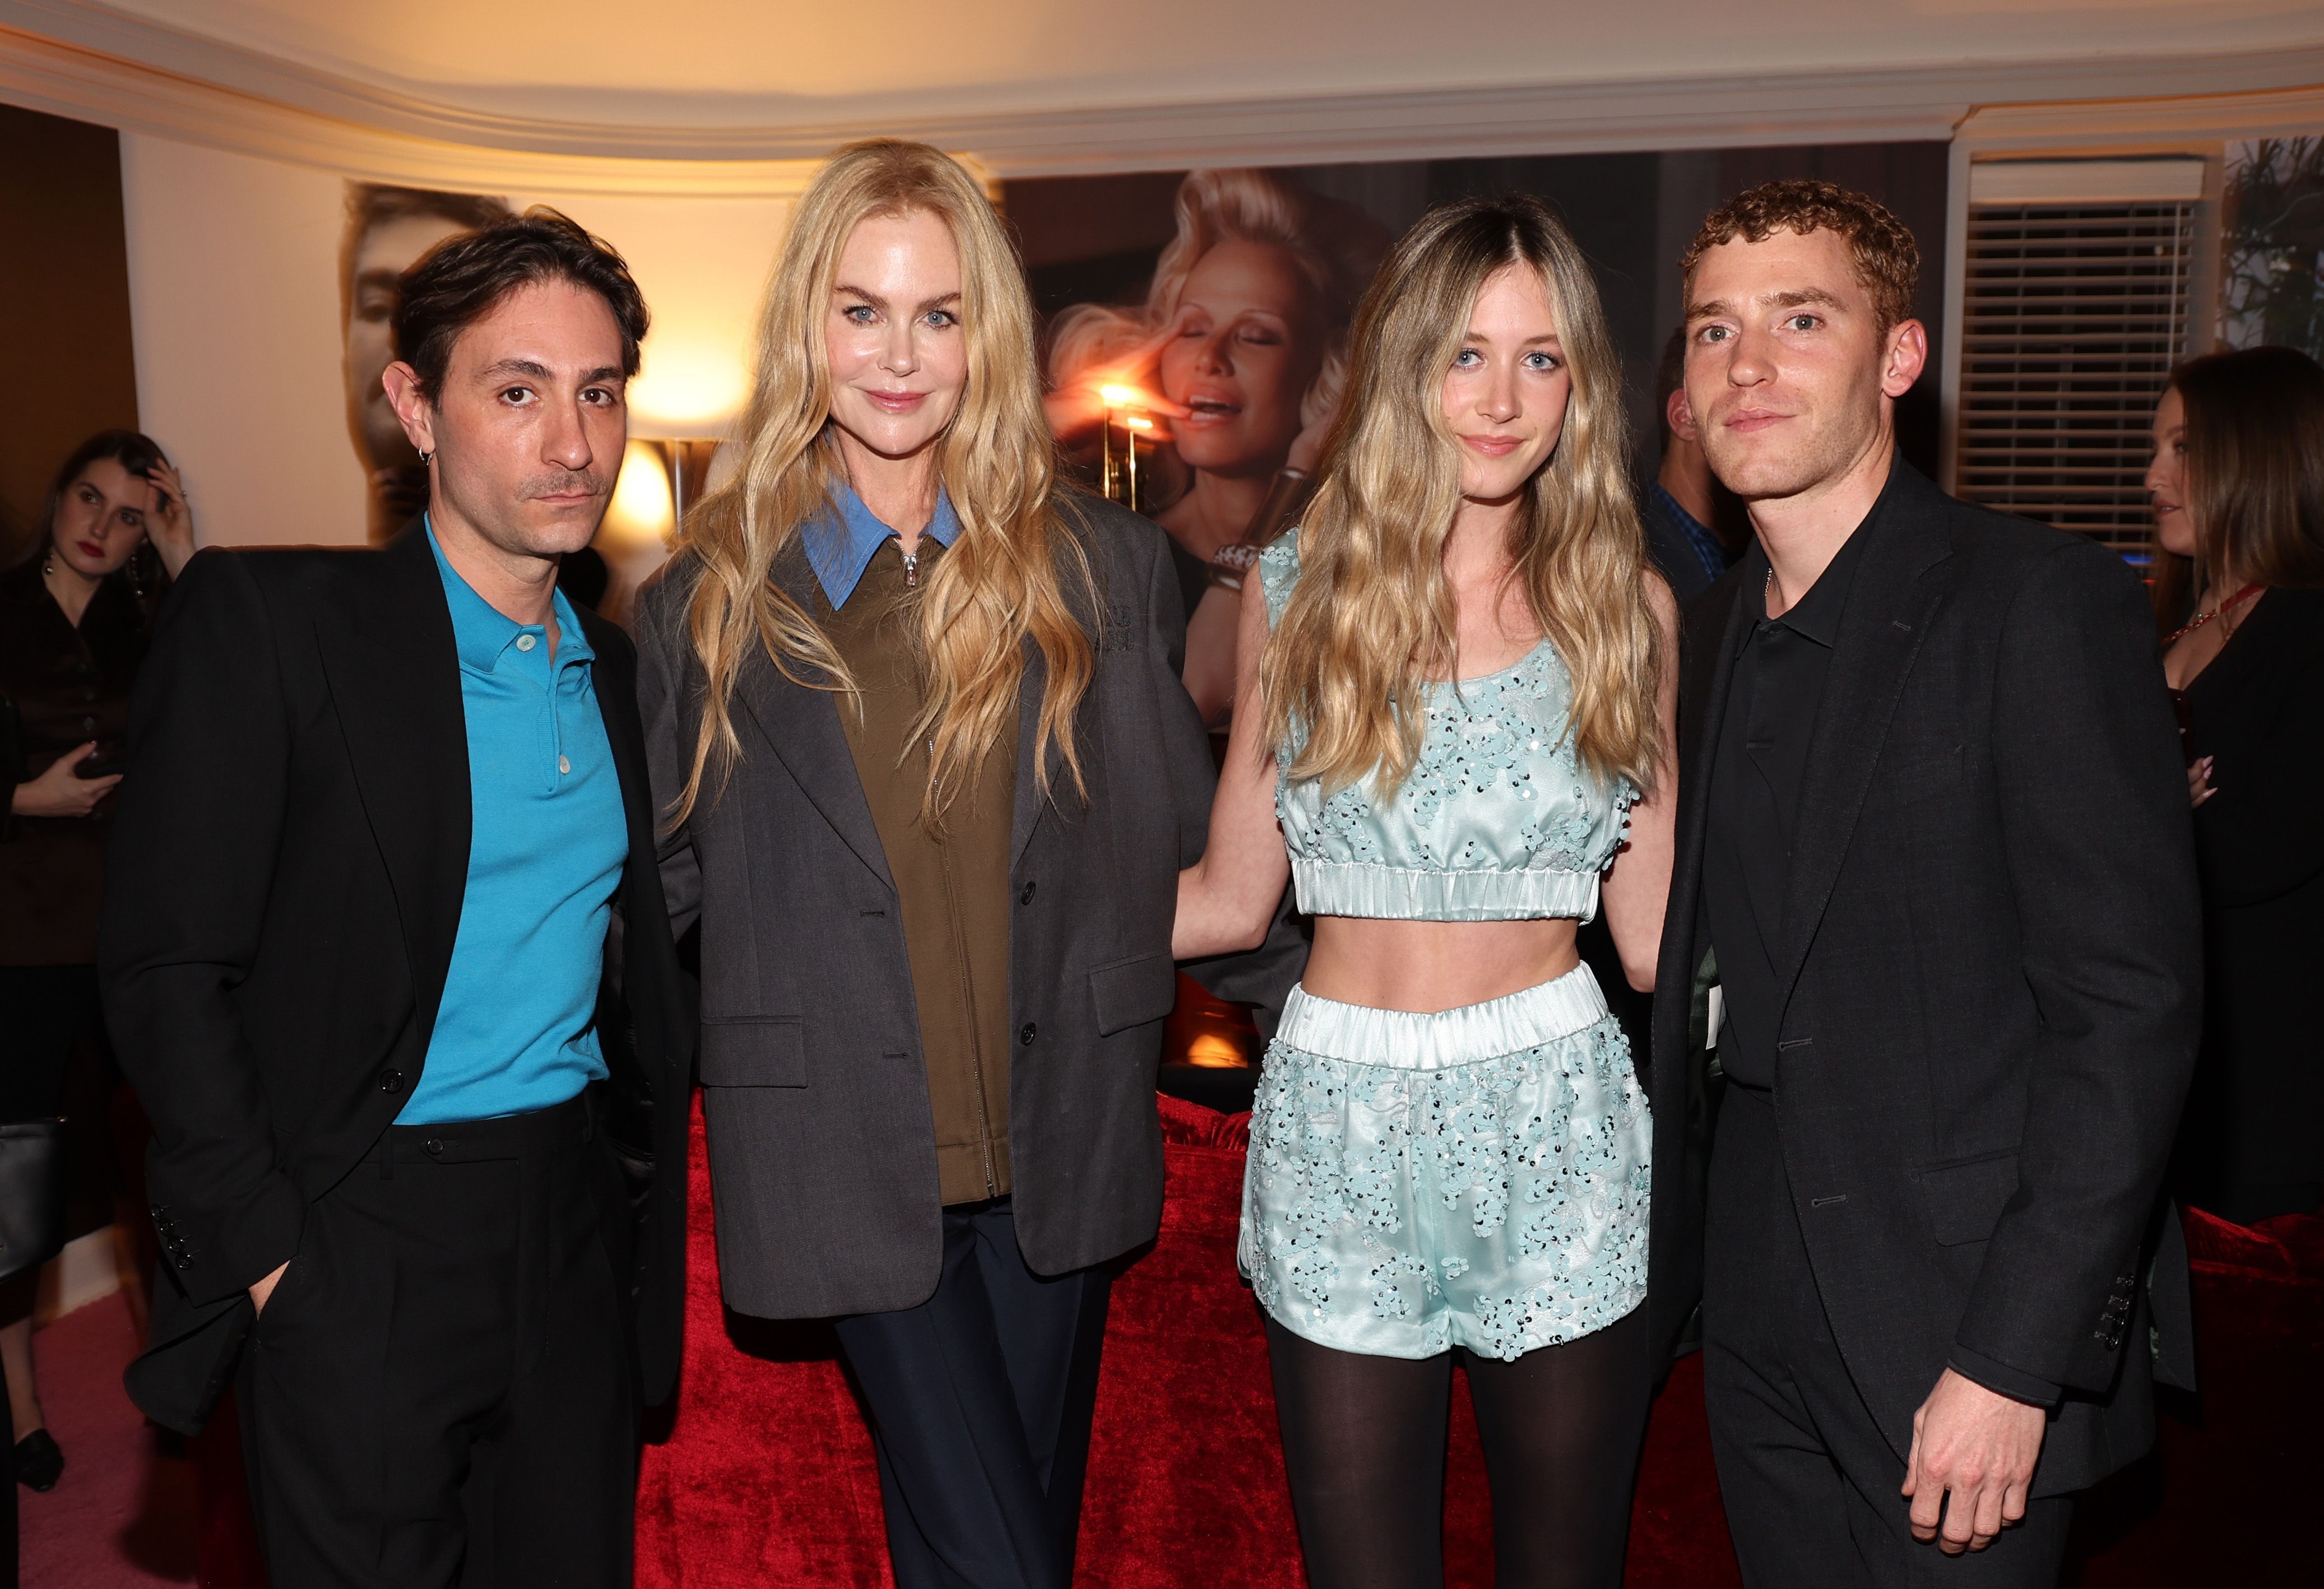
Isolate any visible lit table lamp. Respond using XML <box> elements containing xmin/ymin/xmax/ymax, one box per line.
<box><xmin>1097</xmin><ymin>384</ymin><xmax>1154</xmax><ymax>512</ymax></box>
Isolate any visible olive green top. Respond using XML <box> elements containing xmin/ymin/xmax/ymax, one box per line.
<box><xmin>813</xmin><ymin>536</ymin><xmax>1016</xmax><ymax>1205</ymax></box>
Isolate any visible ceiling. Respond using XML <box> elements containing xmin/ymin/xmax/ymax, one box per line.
<box><xmin>3</xmin><ymin>0</ymin><xmax>2321</xmax><ymax>178</ymax></box>
<box><xmin>35</xmin><ymin>0</ymin><xmax>2324</xmax><ymax>122</ymax></box>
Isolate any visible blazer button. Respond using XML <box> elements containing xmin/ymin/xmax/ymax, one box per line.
<box><xmin>1020</xmin><ymin>881</ymin><xmax>1036</xmax><ymax>905</ymax></box>
<box><xmin>1019</xmin><ymin>1022</ymin><xmax>1037</xmax><ymax>1047</ymax></box>
<box><xmin>379</xmin><ymin>1068</ymin><xmax>406</xmax><ymax>1094</ymax></box>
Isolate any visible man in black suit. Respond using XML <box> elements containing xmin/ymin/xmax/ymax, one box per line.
<box><xmin>1645</xmin><ymin>179</ymin><xmax>2201</xmax><ymax>1586</ymax></box>
<box><xmin>100</xmin><ymin>212</ymin><xmax>689</xmax><ymax>1586</ymax></box>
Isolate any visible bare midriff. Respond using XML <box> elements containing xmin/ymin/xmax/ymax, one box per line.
<box><xmin>1300</xmin><ymin>914</ymin><xmax>1582</xmax><ymax>1015</ymax></box>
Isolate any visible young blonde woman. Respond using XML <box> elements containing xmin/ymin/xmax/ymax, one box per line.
<box><xmin>1176</xmin><ymin>195</ymin><xmax>1680</xmax><ymax>1588</ymax></box>
<box><xmin>635</xmin><ymin>140</ymin><xmax>1297</xmax><ymax>1589</ymax></box>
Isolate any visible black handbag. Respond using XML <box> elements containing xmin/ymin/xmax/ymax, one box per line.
<box><xmin>0</xmin><ymin>1119</ymin><xmax>68</xmax><ymax>1285</ymax></box>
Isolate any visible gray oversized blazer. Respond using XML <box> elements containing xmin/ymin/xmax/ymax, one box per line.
<box><xmin>637</xmin><ymin>490</ymin><xmax>1302</xmax><ymax>1320</ymax></box>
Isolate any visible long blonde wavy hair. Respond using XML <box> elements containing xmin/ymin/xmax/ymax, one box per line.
<box><xmin>668</xmin><ymin>139</ymin><xmax>1094</xmax><ymax>829</ymax></box>
<box><xmin>1260</xmin><ymin>194</ymin><xmax>1661</xmax><ymax>798</ymax></box>
<box><xmin>1047</xmin><ymin>168</ymin><xmax>1370</xmax><ymax>437</ymax></box>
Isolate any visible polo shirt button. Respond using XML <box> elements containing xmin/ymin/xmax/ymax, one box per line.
<box><xmin>516</xmin><ymin>634</ymin><xmax>537</xmax><ymax>652</ymax></box>
<box><xmin>558</xmin><ymin>755</ymin><xmax>571</xmax><ymax>775</ymax></box>
<box><xmin>1019</xmin><ymin>1023</ymin><xmax>1037</xmax><ymax>1047</ymax></box>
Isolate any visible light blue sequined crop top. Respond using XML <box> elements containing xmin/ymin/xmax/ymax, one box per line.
<box><xmin>1260</xmin><ymin>537</ymin><xmax>1635</xmax><ymax>923</ymax></box>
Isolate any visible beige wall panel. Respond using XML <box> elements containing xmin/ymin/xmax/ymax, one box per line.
<box><xmin>119</xmin><ymin>132</ymin><xmax>366</xmax><ymax>547</ymax></box>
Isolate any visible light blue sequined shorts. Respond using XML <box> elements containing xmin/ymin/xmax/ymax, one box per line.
<box><xmin>1239</xmin><ymin>964</ymin><xmax>1651</xmax><ymax>1362</ymax></box>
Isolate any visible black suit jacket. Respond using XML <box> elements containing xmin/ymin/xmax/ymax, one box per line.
<box><xmin>636</xmin><ymin>491</ymin><xmax>1304</xmax><ymax>1319</ymax></box>
<box><xmin>1647</xmin><ymin>461</ymin><xmax>2202</xmax><ymax>1495</ymax></box>
<box><xmin>99</xmin><ymin>526</ymin><xmax>692</xmax><ymax>1434</ymax></box>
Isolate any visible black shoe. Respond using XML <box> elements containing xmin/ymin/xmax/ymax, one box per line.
<box><xmin>15</xmin><ymin>1428</ymin><xmax>62</xmax><ymax>1492</ymax></box>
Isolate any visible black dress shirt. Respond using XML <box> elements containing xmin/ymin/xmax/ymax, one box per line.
<box><xmin>1700</xmin><ymin>502</ymin><xmax>2063</xmax><ymax>1409</ymax></box>
<box><xmin>1701</xmin><ymin>518</ymin><xmax>1872</xmax><ymax>1089</ymax></box>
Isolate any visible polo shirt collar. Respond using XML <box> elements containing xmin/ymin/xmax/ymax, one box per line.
<box><xmin>805</xmin><ymin>479</ymin><xmax>961</xmax><ymax>610</ymax></box>
<box><xmin>1731</xmin><ymin>495</ymin><xmax>1884</xmax><ymax>658</ymax></box>
<box><xmin>425</xmin><ymin>517</ymin><xmax>594</xmax><ymax>673</ymax></box>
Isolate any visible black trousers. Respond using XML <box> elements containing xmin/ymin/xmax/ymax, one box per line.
<box><xmin>833</xmin><ymin>1198</ymin><xmax>1111</xmax><ymax>1589</ymax></box>
<box><xmin>0</xmin><ymin>964</ymin><xmax>94</xmax><ymax>1122</ymax></box>
<box><xmin>1702</xmin><ymin>1087</ymin><xmax>2073</xmax><ymax>1588</ymax></box>
<box><xmin>236</xmin><ymin>1095</ymin><xmax>635</xmax><ymax>1588</ymax></box>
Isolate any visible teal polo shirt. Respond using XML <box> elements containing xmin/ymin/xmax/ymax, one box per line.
<box><xmin>399</xmin><ymin>524</ymin><xmax>627</xmax><ymax>1125</ymax></box>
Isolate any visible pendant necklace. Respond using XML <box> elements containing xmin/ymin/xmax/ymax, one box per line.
<box><xmin>2163</xmin><ymin>582</ymin><xmax>2262</xmax><ymax>647</ymax></box>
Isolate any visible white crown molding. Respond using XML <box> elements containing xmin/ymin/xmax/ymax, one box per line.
<box><xmin>0</xmin><ymin>21</ymin><xmax>829</xmax><ymax>196</ymax></box>
<box><xmin>2</xmin><ymin>0</ymin><xmax>2321</xmax><ymax>186</ymax></box>
<box><xmin>1955</xmin><ymin>81</ymin><xmax>2324</xmax><ymax>156</ymax></box>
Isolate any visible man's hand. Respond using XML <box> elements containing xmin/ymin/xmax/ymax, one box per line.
<box><xmin>249</xmin><ymin>1260</ymin><xmax>290</xmax><ymax>1316</ymax></box>
<box><xmin>1902</xmin><ymin>1367</ymin><xmax>2047</xmax><ymax>1553</ymax></box>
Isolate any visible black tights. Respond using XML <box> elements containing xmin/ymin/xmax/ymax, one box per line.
<box><xmin>1265</xmin><ymin>1305</ymin><xmax>1653</xmax><ymax>1589</ymax></box>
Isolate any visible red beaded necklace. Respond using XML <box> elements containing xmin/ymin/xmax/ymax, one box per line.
<box><xmin>2164</xmin><ymin>581</ymin><xmax>2263</xmax><ymax>647</ymax></box>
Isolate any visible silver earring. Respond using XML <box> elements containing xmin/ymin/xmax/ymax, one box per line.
<box><xmin>418</xmin><ymin>449</ymin><xmax>434</xmax><ymax>466</ymax></box>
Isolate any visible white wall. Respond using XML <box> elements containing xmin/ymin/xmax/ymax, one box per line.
<box><xmin>518</xmin><ymin>189</ymin><xmax>789</xmax><ymax>437</ymax></box>
<box><xmin>115</xmin><ymin>131</ymin><xmax>794</xmax><ymax>556</ymax></box>
<box><xmin>119</xmin><ymin>133</ymin><xmax>367</xmax><ymax>547</ymax></box>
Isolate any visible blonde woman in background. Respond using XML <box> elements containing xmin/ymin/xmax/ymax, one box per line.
<box><xmin>1176</xmin><ymin>194</ymin><xmax>1679</xmax><ymax>1588</ymax></box>
<box><xmin>1047</xmin><ymin>169</ymin><xmax>1375</xmax><ymax>723</ymax></box>
<box><xmin>636</xmin><ymin>140</ymin><xmax>1298</xmax><ymax>1589</ymax></box>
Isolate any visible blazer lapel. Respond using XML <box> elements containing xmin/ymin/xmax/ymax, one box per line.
<box><xmin>733</xmin><ymin>555</ymin><xmax>894</xmax><ymax>891</ymax></box>
<box><xmin>1009</xmin><ymin>640</ymin><xmax>1049</xmax><ymax>867</ymax></box>
<box><xmin>1654</xmin><ymin>574</ymin><xmax>1751</xmax><ymax>1066</ymax></box>
<box><xmin>579</xmin><ymin>609</ymin><xmax>659</xmax><ymax>899</ymax></box>
<box><xmin>1676</xmin><ymin>580</ymin><xmax>1751</xmax><ymax>907</ymax></box>
<box><xmin>313</xmin><ymin>523</ymin><xmax>471</xmax><ymax>1046</ymax></box>
<box><xmin>1771</xmin><ymin>467</ymin><xmax>1963</xmax><ymax>1010</ymax></box>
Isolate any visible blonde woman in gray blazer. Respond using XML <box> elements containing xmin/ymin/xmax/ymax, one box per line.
<box><xmin>636</xmin><ymin>140</ymin><xmax>1299</xmax><ymax>1589</ymax></box>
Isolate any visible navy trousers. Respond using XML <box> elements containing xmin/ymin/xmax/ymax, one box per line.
<box><xmin>833</xmin><ymin>1199</ymin><xmax>1111</xmax><ymax>1589</ymax></box>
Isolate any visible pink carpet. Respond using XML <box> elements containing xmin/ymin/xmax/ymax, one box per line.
<box><xmin>18</xmin><ymin>1289</ymin><xmax>198</xmax><ymax>1587</ymax></box>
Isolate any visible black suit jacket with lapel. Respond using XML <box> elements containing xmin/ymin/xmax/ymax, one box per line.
<box><xmin>1646</xmin><ymin>461</ymin><xmax>2203</xmax><ymax>1495</ymax></box>
<box><xmin>99</xmin><ymin>525</ymin><xmax>692</xmax><ymax>1435</ymax></box>
<box><xmin>636</xmin><ymin>490</ymin><xmax>1305</xmax><ymax>1321</ymax></box>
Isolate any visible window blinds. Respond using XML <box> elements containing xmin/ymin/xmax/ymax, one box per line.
<box><xmin>1956</xmin><ymin>173</ymin><xmax>2202</xmax><ymax>560</ymax></box>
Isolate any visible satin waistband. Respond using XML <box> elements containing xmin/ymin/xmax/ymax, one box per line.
<box><xmin>1290</xmin><ymin>857</ymin><xmax>1601</xmax><ymax>923</ymax></box>
<box><xmin>1274</xmin><ymin>963</ymin><xmax>1609</xmax><ymax>1071</ymax></box>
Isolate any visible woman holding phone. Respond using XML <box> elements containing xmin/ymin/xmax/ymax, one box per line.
<box><xmin>1</xmin><ymin>429</ymin><xmax>196</xmax><ymax>1490</ymax></box>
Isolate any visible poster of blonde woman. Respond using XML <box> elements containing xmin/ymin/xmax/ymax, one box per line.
<box><xmin>1038</xmin><ymin>169</ymin><xmax>1382</xmax><ymax>726</ymax></box>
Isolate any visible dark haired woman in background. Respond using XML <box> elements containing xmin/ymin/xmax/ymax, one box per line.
<box><xmin>1</xmin><ymin>430</ymin><xmax>196</xmax><ymax>1489</ymax></box>
<box><xmin>2146</xmin><ymin>346</ymin><xmax>2324</xmax><ymax>1226</ymax></box>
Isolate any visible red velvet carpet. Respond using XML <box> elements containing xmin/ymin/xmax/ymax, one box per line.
<box><xmin>633</xmin><ymin>1096</ymin><xmax>2323</xmax><ymax>1587</ymax></box>
<box><xmin>635</xmin><ymin>1096</ymin><xmax>1745</xmax><ymax>1589</ymax></box>
<box><xmin>16</xmin><ymin>1288</ymin><xmax>198</xmax><ymax>1586</ymax></box>
<box><xmin>78</xmin><ymin>1091</ymin><xmax>2324</xmax><ymax>1586</ymax></box>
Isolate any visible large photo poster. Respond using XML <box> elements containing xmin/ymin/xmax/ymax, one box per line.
<box><xmin>339</xmin><ymin>184</ymin><xmax>516</xmax><ymax>546</ymax></box>
<box><xmin>2221</xmin><ymin>136</ymin><xmax>2324</xmax><ymax>362</ymax></box>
